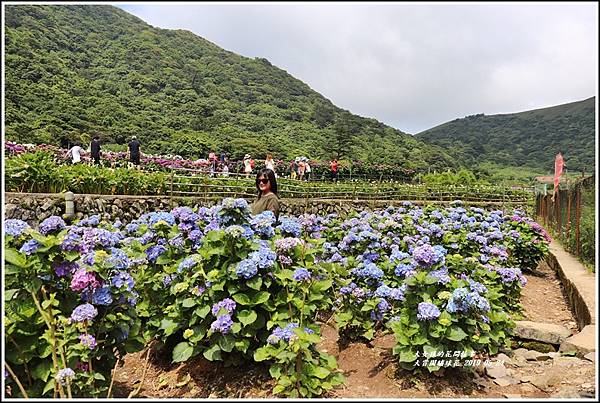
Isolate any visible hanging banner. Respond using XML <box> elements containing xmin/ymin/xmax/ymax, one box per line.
<box><xmin>553</xmin><ymin>152</ymin><xmax>564</xmax><ymax>200</ymax></box>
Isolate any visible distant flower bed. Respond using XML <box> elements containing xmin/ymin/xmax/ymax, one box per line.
<box><xmin>4</xmin><ymin>198</ymin><xmax>550</xmax><ymax>397</ymax></box>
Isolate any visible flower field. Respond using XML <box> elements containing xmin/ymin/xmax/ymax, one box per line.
<box><xmin>4</xmin><ymin>199</ymin><xmax>551</xmax><ymax>398</ymax></box>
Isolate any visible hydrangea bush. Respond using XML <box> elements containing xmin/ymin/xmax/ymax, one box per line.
<box><xmin>4</xmin><ymin>217</ymin><xmax>143</xmax><ymax>398</ymax></box>
<box><xmin>4</xmin><ymin>198</ymin><xmax>551</xmax><ymax>396</ymax></box>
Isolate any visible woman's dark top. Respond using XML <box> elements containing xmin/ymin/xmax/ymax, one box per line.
<box><xmin>251</xmin><ymin>193</ymin><xmax>280</xmax><ymax>221</ymax></box>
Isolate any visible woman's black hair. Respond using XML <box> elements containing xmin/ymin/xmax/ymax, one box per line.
<box><xmin>255</xmin><ymin>168</ymin><xmax>277</xmax><ymax>199</ymax></box>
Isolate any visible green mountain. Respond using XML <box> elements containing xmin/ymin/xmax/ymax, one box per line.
<box><xmin>415</xmin><ymin>97</ymin><xmax>596</xmax><ymax>173</ymax></box>
<box><xmin>4</xmin><ymin>4</ymin><xmax>457</xmax><ymax>171</ymax></box>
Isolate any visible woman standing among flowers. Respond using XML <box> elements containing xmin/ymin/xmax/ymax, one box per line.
<box><xmin>251</xmin><ymin>168</ymin><xmax>280</xmax><ymax>221</ymax></box>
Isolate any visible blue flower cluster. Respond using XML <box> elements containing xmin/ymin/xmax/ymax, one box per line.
<box><xmin>417</xmin><ymin>302</ymin><xmax>441</xmax><ymax>321</ymax></box>
<box><xmin>292</xmin><ymin>268</ymin><xmax>312</xmax><ymax>282</ymax></box>
<box><xmin>70</xmin><ymin>303</ymin><xmax>98</xmax><ymax>322</ymax></box>
<box><xmin>148</xmin><ymin>212</ymin><xmax>176</xmax><ymax>227</ymax></box>
<box><xmin>19</xmin><ymin>239</ymin><xmax>40</xmax><ymax>255</ymax></box>
<box><xmin>277</xmin><ymin>218</ymin><xmax>302</xmax><ymax>238</ymax></box>
<box><xmin>39</xmin><ymin>216</ymin><xmax>66</xmax><ymax>235</ymax></box>
<box><xmin>56</xmin><ymin>368</ymin><xmax>75</xmax><ymax>385</ymax></box>
<box><xmin>352</xmin><ymin>263</ymin><xmax>384</xmax><ymax>282</ymax></box>
<box><xmin>146</xmin><ymin>245</ymin><xmax>167</xmax><ymax>263</ymax></box>
<box><xmin>91</xmin><ymin>286</ymin><xmax>113</xmax><ymax>306</ymax></box>
<box><xmin>266</xmin><ymin>323</ymin><xmax>314</xmax><ymax>344</ymax></box>
<box><xmin>251</xmin><ymin>210</ymin><xmax>276</xmax><ymax>238</ymax></box>
<box><xmin>210</xmin><ymin>315</ymin><xmax>234</xmax><ymax>334</ymax></box>
<box><xmin>211</xmin><ymin>298</ymin><xmax>237</xmax><ymax>316</ymax></box>
<box><xmin>178</xmin><ymin>256</ymin><xmax>198</xmax><ymax>273</ymax></box>
<box><xmin>78</xmin><ymin>215</ymin><xmax>100</xmax><ymax>227</ymax></box>
<box><xmin>111</xmin><ymin>271</ymin><xmax>135</xmax><ymax>291</ymax></box>
<box><xmin>446</xmin><ymin>288</ymin><xmax>490</xmax><ymax>313</ymax></box>
<box><xmin>4</xmin><ymin>219</ymin><xmax>30</xmax><ymax>237</ymax></box>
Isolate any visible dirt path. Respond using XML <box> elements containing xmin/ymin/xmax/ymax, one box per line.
<box><xmin>113</xmin><ymin>260</ymin><xmax>593</xmax><ymax>398</ymax></box>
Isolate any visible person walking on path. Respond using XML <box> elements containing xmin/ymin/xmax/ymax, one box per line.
<box><xmin>66</xmin><ymin>143</ymin><xmax>83</xmax><ymax>164</ymax></box>
<box><xmin>243</xmin><ymin>154</ymin><xmax>253</xmax><ymax>178</ymax></box>
<box><xmin>305</xmin><ymin>159</ymin><xmax>312</xmax><ymax>181</ymax></box>
<box><xmin>290</xmin><ymin>159</ymin><xmax>298</xmax><ymax>180</ymax></box>
<box><xmin>90</xmin><ymin>136</ymin><xmax>101</xmax><ymax>165</ymax></box>
<box><xmin>330</xmin><ymin>158</ymin><xmax>339</xmax><ymax>182</ymax></box>
<box><xmin>297</xmin><ymin>157</ymin><xmax>306</xmax><ymax>181</ymax></box>
<box><xmin>251</xmin><ymin>168</ymin><xmax>280</xmax><ymax>221</ymax></box>
<box><xmin>265</xmin><ymin>153</ymin><xmax>276</xmax><ymax>176</ymax></box>
<box><xmin>128</xmin><ymin>136</ymin><xmax>141</xmax><ymax>166</ymax></box>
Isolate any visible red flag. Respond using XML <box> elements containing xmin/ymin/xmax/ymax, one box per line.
<box><xmin>553</xmin><ymin>152</ymin><xmax>564</xmax><ymax>199</ymax></box>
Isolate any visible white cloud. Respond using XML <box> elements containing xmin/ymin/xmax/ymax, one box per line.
<box><xmin>118</xmin><ymin>2</ymin><xmax>597</xmax><ymax>133</ymax></box>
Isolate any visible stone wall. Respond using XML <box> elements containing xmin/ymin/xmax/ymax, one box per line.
<box><xmin>4</xmin><ymin>192</ymin><xmax>528</xmax><ymax>227</ymax></box>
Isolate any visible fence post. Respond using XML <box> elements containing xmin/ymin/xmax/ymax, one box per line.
<box><xmin>575</xmin><ymin>183</ymin><xmax>581</xmax><ymax>256</ymax></box>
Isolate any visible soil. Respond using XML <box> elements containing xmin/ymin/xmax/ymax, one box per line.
<box><xmin>112</xmin><ymin>259</ymin><xmax>595</xmax><ymax>398</ymax></box>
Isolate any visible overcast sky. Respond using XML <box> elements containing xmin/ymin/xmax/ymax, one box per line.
<box><xmin>117</xmin><ymin>2</ymin><xmax>597</xmax><ymax>134</ymax></box>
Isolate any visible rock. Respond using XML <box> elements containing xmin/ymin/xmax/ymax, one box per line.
<box><xmin>513</xmin><ymin>321</ymin><xmax>571</xmax><ymax>345</ymax></box>
<box><xmin>494</xmin><ymin>378</ymin><xmax>512</xmax><ymax>387</ymax></box>
<box><xmin>530</xmin><ymin>372</ymin><xmax>563</xmax><ymax>391</ymax></box>
<box><xmin>495</xmin><ymin>353</ymin><xmax>513</xmax><ymax>365</ymax></box>
<box><xmin>520</xmin><ymin>383</ymin><xmax>538</xmax><ymax>393</ymax></box>
<box><xmin>548</xmin><ymin>352</ymin><xmax>561</xmax><ymax>359</ymax></box>
<box><xmin>41</xmin><ymin>199</ymin><xmax>54</xmax><ymax>211</ymax></box>
<box><xmin>552</xmin><ymin>356</ymin><xmax>582</xmax><ymax>366</ymax></box>
<box><xmin>520</xmin><ymin>341</ymin><xmax>556</xmax><ymax>353</ymax></box>
<box><xmin>524</xmin><ymin>350</ymin><xmax>543</xmax><ymax>361</ymax></box>
<box><xmin>4</xmin><ymin>203</ymin><xmax>18</xmax><ymax>218</ymax></box>
<box><xmin>494</xmin><ymin>377</ymin><xmax>519</xmax><ymax>386</ymax></box>
<box><xmin>535</xmin><ymin>354</ymin><xmax>552</xmax><ymax>362</ymax></box>
<box><xmin>583</xmin><ymin>352</ymin><xmax>595</xmax><ymax>362</ymax></box>
<box><xmin>503</xmin><ymin>393</ymin><xmax>522</xmax><ymax>399</ymax></box>
<box><xmin>559</xmin><ymin>325</ymin><xmax>596</xmax><ymax>357</ymax></box>
<box><xmin>520</xmin><ymin>374</ymin><xmax>534</xmax><ymax>383</ymax></box>
<box><xmin>512</xmin><ymin>348</ymin><xmax>529</xmax><ymax>360</ymax></box>
<box><xmin>550</xmin><ymin>387</ymin><xmax>581</xmax><ymax>398</ymax></box>
<box><xmin>485</xmin><ymin>364</ymin><xmax>507</xmax><ymax>379</ymax></box>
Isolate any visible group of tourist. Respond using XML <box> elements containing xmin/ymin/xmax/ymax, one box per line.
<box><xmin>66</xmin><ymin>137</ymin><xmax>340</xmax><ymax>183</ymax></box>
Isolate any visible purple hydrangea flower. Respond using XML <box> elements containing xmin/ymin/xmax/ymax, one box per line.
<box><xmin>111</xmin><ymin>271</ymin><xmax>134</xmax><ymax>291</ymax></box>
<box><xmin>210</xmin><ymin>314</ymin><xmax>234</xmax><ymax>334</ymax></box>
<box><xmin>211</xmin><ymin>298</ymin><xmax>237</xmax><ymax>316</ymax></box>
<box><xmin>54</xmin><ymin>261</ymin><xmax>78</xmax><ymax>277</ymax></box>
<box><xmin>78</xmin><ymin>334</ymin><xmax>97</xmax><ymax>349</ymax></box>
<box><xmin>417</xmin><ymin>302</ymin><xmax>441</xmax><ymax>321</ymax></box>
<box><xmin>146</xmin><ymin>245</ymin><xmax>167</xmax><ymax>263</ymax></box>
<box><xmin>70</xmin><ymin>303</ymin><xmax>98</xmax><ymax>322</ymax></box>
<box><xmin>292</xmin><ymin>268</ymin><xmax>312</xmax><ymax>282</ymax></box>
<box><xmin>56</xmin><ymin>368</ymin><xmax>75</xmax><ymax>385</ymax></box>
<box><xmin>39</xmin><ymin>216</ymin><xmax>66</xmax><ymax>235</ymax></box>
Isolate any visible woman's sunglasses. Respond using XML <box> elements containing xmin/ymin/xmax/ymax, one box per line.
<box><xmin>257</xmin><ymin>178</ymin><xmax>270</xmax><ymax>184</ymax></box>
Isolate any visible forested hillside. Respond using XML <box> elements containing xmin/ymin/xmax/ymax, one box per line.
<box><xmin>4</xmin><ymin>4</ymin><xmax>457</xmax><ymax>171</ymax></box>
<box><xmin>415</xmin><ymin>97</ymin><xmax>595</xmax><ymax>173</ymax></box>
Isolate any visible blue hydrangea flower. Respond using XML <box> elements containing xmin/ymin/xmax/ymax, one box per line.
<box><xmin>354</xmin><ymin>263</ymin><xmax>384</xmax><ymax>281</ymax></box>
<box><xmin>39</xmin><ymin>216</ymin><xmax>66</xmax><ymax>235</ymax></box>
<box><xmin>163</xmin><ymin>273</ymin><xmax>177</xmax><ymax>286</ymax></box>
<box><xmin>56</xmin><ymin>368</ymin><xmax>75</xmax><ymax>385</ymax></box>
<box><xmin>70</xmin><ymin>303</ymin><xmax>98</xmax><ymax>322</ymax></box>
<box><xmin>266</xmin><ymin>323</ymin><xmax>312</xmax><ymax>344</ymax></box>
<box><xmin>212</xmin><ymin>298</ymin><xmax>237</xmax><ymax>316</ymax></box>
<box><xmin>210</xmin><ymin>314</ymin><xmax>234</xmax><ymax>334</ymax></box>
<box><xmin>417</xmin><ymin>302</ymin><xmax>441</xmax><ymax>321</ymax></box>
<box><xmin>125</xmin><ymin>223</ymin><xmax>139</xmax><ymax>234</ymax></box>
<box><xmin>19</xmin><ymin>239</ymin><xmax>40</xmax><ymax>255</ymax></box>
<box><xmin>292</xmin><ymin>268</ymin><xmax>312</xmax><ymax>282</ymax></box>
<box><xmin>412</xmin><ymin>244</ymin><xmax>441</xmax><ymax>268</ymax></box>
<box><xmin>178</xmin><ymin>256</ymin><xmax>198</xmax><ymax>273</ymax></box>
<box><xmin>148</xmin><ymin>212</ymin><xmax>176</xmax><ymax>227</ymax></box>
<box><xmin>188</xmin><ymin>229</ymin><xmax>203</xmax><ymax>242</ymax></box>
<box><xmin>146</xmin><ymin>245</ymin><xmax>167</xmax><ymax>263</ymax></box>
<box><xmin>106</xmin><ymin>247</ymin><xmax>131</xmax><ymax>270</ymax></box>
<box><xmin>78</xmin><ymin>334</ymin><xmax>97</xmax><ymax>349</ymax></box>
<box><xmin>111</xmin><ymin>271</ymin><xmax>134</xmax><ymax>291</ymax></box>
<box><xmin>91</xmin><ymin>286</ymin><xmax>113</xmax><ymax>306</ymax></box>
<box><xmin>61</xmin><ymin>231</ymin><xmax>82</xmax><ymax>252</ymax></box>
<box><xmin>4</xmin><ymin>219</ymin><xmax>30</xmax><ymax>237</ymax></box>
<box><xmin>395</xmin><ymin>263</ymin><xmax>416</xmax><ymax>278</ymax></box>
<box><xmin>277</xmin><ymin>218</ymin><xmax>302</xmax><ymax>237</ymax></box>
<box><xmin>429</xmin><ymin>268</ymin><xmax>451</xmax><ymax>284</ymax></box>
<box><xmin>236</xmin><ymin>258</ymin><xmax>259</xmax><ymax>279</ymax></box>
